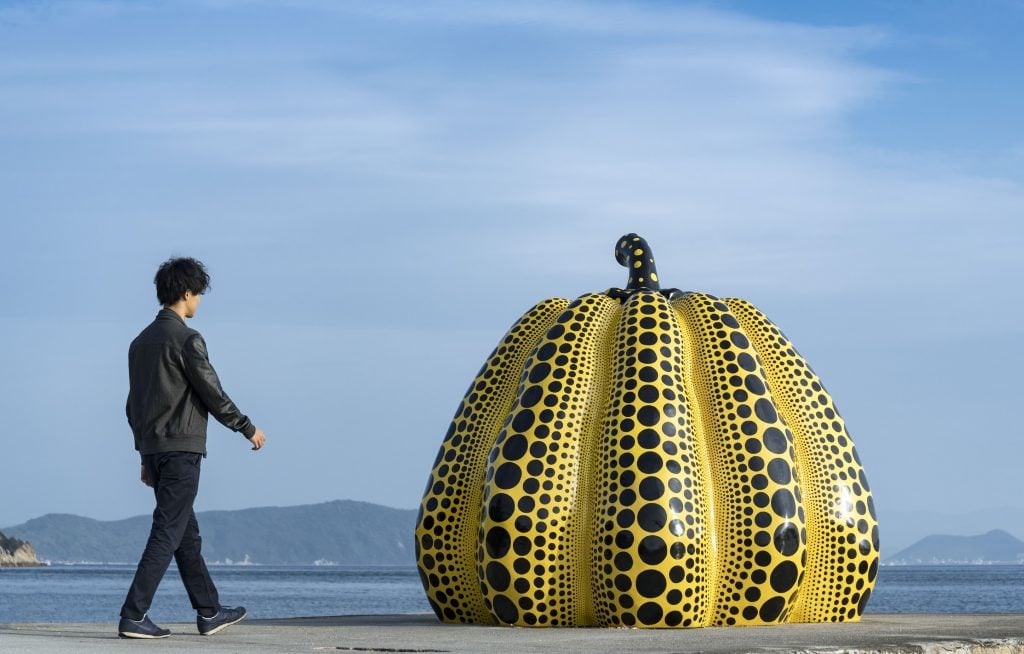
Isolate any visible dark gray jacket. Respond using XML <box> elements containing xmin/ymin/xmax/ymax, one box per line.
<box><xmin>126</xmin><ymin>309</ymin><xmax>256</xmax><ymax>456</ymax></box>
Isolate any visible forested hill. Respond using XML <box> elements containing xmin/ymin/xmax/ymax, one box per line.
<box><xmin>0</xmin><ymin>530</ymin><xmax>42</xmax><ymax>566</ymax></box>
<box><xmin>2</xmin><ymin>500</ymin><xmax>417</xmax><ymax>565</ymax></box>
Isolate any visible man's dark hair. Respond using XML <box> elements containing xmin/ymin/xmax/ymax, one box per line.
<box><xmin>154</xmin><ymin>257</ymin><xmax>211</xmax><ymax>306</ymax></box>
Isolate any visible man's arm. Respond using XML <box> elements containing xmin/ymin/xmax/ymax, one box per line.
<box><xmin>181</xmin><ymin>333</ymin><xmax>258</xmax><ymax>440</ymax></box>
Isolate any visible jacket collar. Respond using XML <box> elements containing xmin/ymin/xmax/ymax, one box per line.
<box><xmin>157</xmin><ymin>308</ymin><xmax>186</xmax><ymax>325</ymax></box>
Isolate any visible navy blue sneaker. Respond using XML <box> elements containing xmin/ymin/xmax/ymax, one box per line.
<box><xmin>197</xmin><ymin>606</ymin><xmax>247</xmax><ymax>636</ymax></box>
<box><xmin>118</xmin><ymin>614</ymin><xmax>171</xmax><ymax>639</ymax></box>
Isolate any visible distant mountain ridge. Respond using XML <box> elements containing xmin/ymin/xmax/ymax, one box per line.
<box><xmin>879</xmin><ymin>507</ymin><xmax>1024</xmax><ymax>554</ymax></box>
<box><xmin>885</xmin><ymin>529</ymin><xmax>1024</xmax><ymax>565</ymax></box>
<box><xmin>2</xmin><ymin>500</ymin><xmax>417</xmax><ymax>566</ymax></box>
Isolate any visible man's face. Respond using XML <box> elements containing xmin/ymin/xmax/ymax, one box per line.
<box><xmin>184</xmin><ymin>291</ymin><xmax>202</xmax><ymax>318</ymax></box>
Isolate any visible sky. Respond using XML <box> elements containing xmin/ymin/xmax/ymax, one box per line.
<box><xmin>1</xmin><ymin>0</ymin><xmax>1022</xmax><ymax>530</ymax></box>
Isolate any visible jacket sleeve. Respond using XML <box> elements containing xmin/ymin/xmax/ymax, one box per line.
<box><xmin>181</xmin><ymin>333</ymin><xmax>257</xmax><ymax>439</ymax></box>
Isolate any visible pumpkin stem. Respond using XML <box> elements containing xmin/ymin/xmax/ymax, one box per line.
<box><xmin>615</xmin><ymin>233</ymin><xmax>661</xmax><ymax>292</ymax></box>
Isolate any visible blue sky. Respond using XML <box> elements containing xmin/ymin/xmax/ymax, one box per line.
<box><xmin>1</xmin><ymin>0</ymin><xmax>1022</xmax><ymax>530</ymax></box>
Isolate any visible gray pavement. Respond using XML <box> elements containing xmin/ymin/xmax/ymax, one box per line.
<box><xmin>1</xmin><ymin>614</ymin><xmax>1023</xmax><ymax>654</ymax></box>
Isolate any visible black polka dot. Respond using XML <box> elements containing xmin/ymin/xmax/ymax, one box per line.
<box><xmin>485</xmin><ymin>526</ymin><xmax>511</xmax><ymax>558</ymax></box>
<box><xmin>511</xmin><ymin>409</ymin><xmax>534</xmax><ymax>433</ymax></box>
<box><xmin>638</xmin><ymin>429</ymin><xmax>660</xmax><ymax>448</ymax></box>
<box><xmin>638</xmin><ymin>535</ymin><xmax>667</xmax><ymax>565</ymax></box>
<box><xmin>771</xmin><ymin>488</ymin><xmax>796</xmax><ymax>519</ymax></box>
<box><xmin>774</xmin><ymin>523</ymin><xmax>800</xmax><ymax>556</ymax></box>
<box><xmin>737</xmin><ymin>352</ymin><xmax>757</xmax><ymax>371</ymax></box>
<box><xmin>670</xmin><ymin>542</ymin><xmax>685</xmax><ymax>559</ymax></box>
<box><xmin>637</xmin><ymin>405</ymin><xmax>660</xmax><ymax>427</ymax></box>
<box><xmin>513</xmin><ymin>536</ymin><xmax>531</xmax><ymax>555</ymax></box>
<box><xmin>731</xmin><ymin>331</ymin><xmax>750</xmax><ymax>349</ymax></box>
<box><xmin>502</xmin><ymin>434</ymin><xmax>528</xmax><ymax>461</ymax></box>
<box><xmin>744</xmin><ymin>374</ymin><xmax>766</xmax><ymax>395</ymax></box>
<box><xmin>637</xmin><ymin>452</ymin><xmax>663</xmax><ymax>474</ymax></box>
<box><xmin>638</xmin><ymin>504</ymin><xmax>667</xmax><ymax>532</ymax></box>
<box><xmin>494</xmin><ymin>462</ymin><xmax>522</xmax><ymax>489</ymax></box>
<box><xmin>528</xmin><ymin>363</ymin><xmax>550</xmax><ymax>383</ymax></box>
<box><xmin>763</xmin><ymin>428</ymin><xmax>787</xmax><ymax>454</ymax></box>
<box><xmin>535</xmin><ymin>342</ymin><xmax>556</xmax><ymax>361</ymax></box>
<box><xmin>614</xmin><ymin>552</ymin><xmax>633</xmax><ymax>571</ymax></box>
<box><xmin>754</xmin><ymin>399</ymin><xmax>777</xmax><ymax>423</ymax></box>
<box><xmin>486</xmin><ymin>562</ymin><xmax>511</xmax><ymax>591</ymax></box>
<box><xmin>857</xmin><ymin>588</ymin><xmax>872</xmax><ymax>615</ymax></box>
<box><xmin>615</xmin><ymin>574</ymin><xmax>632</xmax><ymax>591</ymax></box>
<box><xmin>741</xmin><ymin>421</ymin><xmax>758</xmax><ymax>435</ymax></box>
<box><xmin>520</xmin><ymin>386</ymin><xmax>543</xmax><ymax>408</ymax></box>
<box><xmin>492</xmin><ymin>594</ymin><xmax>519</xmax><ymax>623</ymax></box>
<box><xmin>759</xmin><ymin>596</ymin><xmax>785</xmax><ymax>622</ymax></box>
<box><xmin>637</xmin><ymin>570</ymin><xmax>667</xmax><ymax>598</ymax></box>
<box><xmin>771</xmin><ymin>560</ymin><xmax>799</xmax><ymax>593</ymax></box>
<box><xmin>638</xmin><ymin>385</ymin><xmax>659</xmax><ymax>403</ymax></box>
<box><xmin>488</xmin><ymin>493</ymin><xmax>515</xmax><ymax>522</ymax></box>
<box><xmin>637</xmin><ymin>602</ymin><xmax>664</xmax><ymax>625</ymax></box>
<box><xmin>617</xmin><ymin>509</ymin><xmax>636</xmax><ymax>529</ymax></box>
<box><xmin>615</xmin><ymin>530</ymin><xmax>634</xmax><ymax>549</ymax></box>
<box><xmin>767</xmin><ymin>459</ymin><xmax>791</xmax><ymax>485</ymax></box>
<box><xmin>639</xmin><ymin>477</ymin><xmax>665</xmax><ymax>501</ymax></box>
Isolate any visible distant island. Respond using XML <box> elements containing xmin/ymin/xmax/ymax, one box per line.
<box><xmin>0</xmin><ymin>530</ymin><xmax>43</xmax><ymax>567</ymax></box>
<box><xmin>885</xmin><ymin>529</ymin><xmax>1024</xmax><ymax>565</ymax></box>
<box><xmin>2</xmin><ymin>499</ymin><xmax>416</xmax><ymax>566</ymax></box>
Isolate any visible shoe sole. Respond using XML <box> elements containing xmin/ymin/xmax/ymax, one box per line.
<box><xmin>199</xmin><ymin>612</ymin><xmax>246</xmax><ymax>636</ymax></box>
<box><xmin>118</xmin><ymin>631</ymin><xmax>170</xmax><ymax>639</ymax></box>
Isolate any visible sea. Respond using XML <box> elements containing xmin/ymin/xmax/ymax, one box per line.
<box><xmin>2</xmin><ymin>564</ymin><xmax>1024</xmax><ymax>624</ymax></box>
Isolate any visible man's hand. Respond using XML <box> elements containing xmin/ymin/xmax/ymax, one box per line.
<box><xmin>140</xmin><ymin>465</ymin><xmax>153</xmax><ymax>488</ymax></box>
<box><xmin>249</xmin><ymin>427</ymin><xmax>267</xmax><ymax>451</ymax></box>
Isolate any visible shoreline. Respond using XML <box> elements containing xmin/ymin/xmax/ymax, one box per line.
<box><xmin>2</xmin><ymin>614</ymin><xmax>1023</xmax><ymax>653</ymax></box>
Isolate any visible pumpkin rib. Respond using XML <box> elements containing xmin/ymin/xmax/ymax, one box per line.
<box><xmin>415</xmin><ymin>297</ymin><xmax>569</xmax><ymax>624</ymax></box>
<box><xmin>477</xmin><ymin>293</ymin><xmax>620</xmax><ymax>626</ymax></box>
<box><xmin>673</xmin><ymin>293</ymin><xmax>807</xmax><ymax>626</ymax></box>
<box><xmin>573</xmin><ymin>295</ymin><xmax>620</xmax><ymax>627</ymax></box>
<box><xmin>671</xmin><ymin>297</ymin><xmax>720</xmax><ymax>627</ymax></box>
<box><xmin>726</xmin><ymin>299</ymin><xmax>879</xmax><ymax>623</ymax></box>
<box><xmin>592</xmin><ymin>290</ymin><xmax>714</xmax><ymax>627</ymax></box>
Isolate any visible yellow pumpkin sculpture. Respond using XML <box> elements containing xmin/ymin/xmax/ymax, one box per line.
<box><xmin>416</xmin><ymin>234</ymin><xmax>878</xmax><ymax>628</ymax></box>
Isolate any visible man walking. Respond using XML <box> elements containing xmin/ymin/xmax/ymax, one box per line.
<box><xmin>119</xmin><ymin>257</ymin><xmax>267</xmax><ymax>639</ymax></box>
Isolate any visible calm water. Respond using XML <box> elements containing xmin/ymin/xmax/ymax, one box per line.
<box><xmin>1</xmin><ymin>564</ymin><xmax>1023</xmax><ymax>624</ymax></box>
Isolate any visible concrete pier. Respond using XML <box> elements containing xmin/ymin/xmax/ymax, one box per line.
<box><xmin>1</xmin><ymin>614</ymin><xmax>1022</xmax><ymax>653</ymax></box>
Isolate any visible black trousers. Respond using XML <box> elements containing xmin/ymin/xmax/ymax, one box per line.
<box><xmin>120</xmin><ymin>452</ymin><xmax>219</xmax><ymax>620</ymax></box>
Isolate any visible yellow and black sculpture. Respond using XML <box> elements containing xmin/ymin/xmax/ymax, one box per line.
<box><xmin>416</xmin><ymin>234</ymin><xmax>879</xmax><ymax>628</ymax></box>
